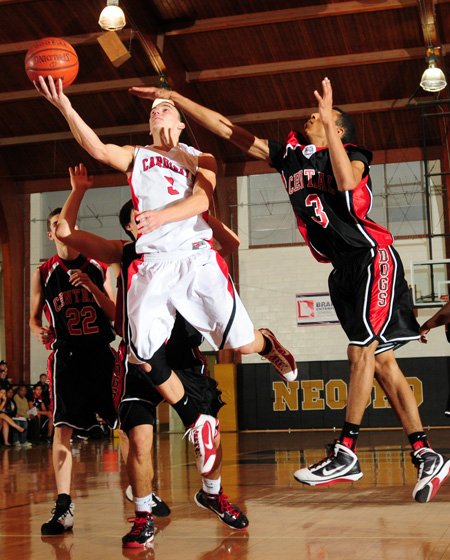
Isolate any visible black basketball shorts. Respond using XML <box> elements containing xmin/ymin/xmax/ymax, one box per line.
<box><xmin>48</xmin><ymin>344</ymin><xmax>117</xmax><ymax>430</ymax></box>
<box><xmin>329</xmin><ymin>246</ymin><xmax>420</xmax><ymax>354</ymax></box>
<box><xmin>117</xmin><ymin>361</ymin><xmax>224</xmax><ymax>433</ymax></box>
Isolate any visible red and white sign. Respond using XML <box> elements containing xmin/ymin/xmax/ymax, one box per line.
<box><xmin>296</xmin><ymin>292</ymin><xmax>339</xmax><ymax>326</ymax></box>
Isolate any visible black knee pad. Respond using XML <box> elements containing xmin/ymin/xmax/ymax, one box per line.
<box><xmin>148</xmin><ymin>343</ymin><xmax>171</xmax><ymax>386</ymax></box>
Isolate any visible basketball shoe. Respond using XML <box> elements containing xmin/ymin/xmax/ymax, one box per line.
<box><xmin>194</xmin><ymin>488</ymin><xmax>249</xmax><ymax>530</ymax></box>
<box><xmin>411</xmin><ymin>447</ymin><xmax>450</xmax><ymax>503</ymax></box>
<box><xmin>293</xmin><ymin>442</ymin><xmax>363</xmax><ymax>486</ymax></box>
<box><xmin>259</xmin><ymin>328</ymin><xmax>297</xmax><ymax>382</ymax></box>
<box><xmin>122</xmin><ymin>512</ymin><xmax>154</xmax><ymax>548</ymax></box>
<box><xmin>41</xmin><ymin>500</ymin><xmax>75</xmax><ymax>535</ymax></box>
<box><xmin>125</xmin><ymin>486</ymin><xmax>171</xmax><ymax>517</ymax></box>
<box><xmin>184</xmin><ymin>414</ymin><xmax>218</xmax><ymax>475</ymax></box>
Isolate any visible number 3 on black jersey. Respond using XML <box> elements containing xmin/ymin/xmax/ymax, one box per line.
<box><xmin>305</xmin><ymin>193</ymin><xmax>330</xmax><ymax>228</ymax></box>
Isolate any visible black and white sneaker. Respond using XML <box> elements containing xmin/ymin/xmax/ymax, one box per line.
<box><xmin>124</xmin><ymin>486</ymin><xmax>171</xmax><ymax>517</ymax></box>
<box><xmin>41</xmin><ymin>501</ymin><xmax>75</xmax><ymax>535</ymax></box>
<box><xmin>194</xmin><ymin>488</ymin><xmax>249</xmax><ymax>530</ymax></box>
<box><xmin>122</xmin><ymin>512</ymin><xmax>154</xmax><ymax>548</ymax></box>
<box><xmin>293</xmin><ymin>442</ymin><xmax>363</xmax><ymax>486</ymax></box>
<box><xmin>412</xmin><ymin>447</ymin><xmax>450</xmax><ymax>503</ymax></box>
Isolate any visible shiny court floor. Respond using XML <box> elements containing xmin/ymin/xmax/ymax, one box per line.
<box><xmin>1</xmin><ymin>428</ymin><xmax>450</xmax><ymax>560</ymax></box>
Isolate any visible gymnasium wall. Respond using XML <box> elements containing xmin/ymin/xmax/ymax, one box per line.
<box><xmin>237</xmin><ymin>358</ymin><xmax>450</xmax><ymax>430</ymax></box>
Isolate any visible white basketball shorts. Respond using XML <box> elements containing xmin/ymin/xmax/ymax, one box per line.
<box><xmin>126</xmin><ymin>249</ymin><xmax>255</xmax><ymax>361</ymax></box>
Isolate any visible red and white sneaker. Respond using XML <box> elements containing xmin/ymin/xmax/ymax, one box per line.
<box><xmin>259</xmin><ymin>328</ymin><xmax>297</xmax><ymax>382</ymax></box>
<box><xmin>184</xmin><ymin>414</ymin><xmax>218</xmax><ymax>475</ymax></box>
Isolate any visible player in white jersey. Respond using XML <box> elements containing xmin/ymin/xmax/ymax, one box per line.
<box><xmin>36</xmin><ymin>78</ymin><xmax>298</xmax><ymax>401</ymax></box>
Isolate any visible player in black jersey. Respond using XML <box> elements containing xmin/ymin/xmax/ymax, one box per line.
<box><xmin>56</xmin><ymin>172</ymin><xmax>249</xmax><ymax>548</ymax></box>
<box><xmin>129</xmin><ymin>78</ymin><xmax>450</xmax><ymax>503</ymax></box>
<box><xmin>29</xmin><ymin>165</ymin><xmax>118</xmax><ymax>535</ymax></box>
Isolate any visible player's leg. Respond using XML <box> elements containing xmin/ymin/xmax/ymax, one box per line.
<box><xmin>144</xmin><ymin>345</ymin><xmax>219</xmax><ymax>474</ymax></box>
<box><xmin>42</xmin><ymin>347</ymin><xmax>101</xmax><ymax>535</ymax></box>
<box><xmin>120</xmin><ymin>428</ymin><xmax>170</xmax><ymax>517</ymax></box>
<box><xmin>375</xmin><ymin>350</ymin><xmax>450</xmax><ymax>503</ymax></box>
<box><xmin>41</xmin><ymin>424</ymin><xmax>75</xmax><ymax>535</ymax></box>
<box><xmin>194</xmin><ymin>430</ymin><xmax>249</xmax><ymax>530</ymax></box>
<box><xmin>294</xmin><ymin>254</ymin><xmax>380</xmax><ymax>487</ymax></box>
<box><xmin>174</xmin><ymin>250</ymin><xmax>297</xmax><ymax>382</ymax></box>
<box><xmin>120</xmin><ymin>403</ymin><xmax>155</xmax><ymax>549</ymax></box>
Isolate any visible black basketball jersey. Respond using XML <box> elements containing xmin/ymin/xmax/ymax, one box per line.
<box><xmin>269</xmin><ymin>132</ymin><xmax>393</xmax><ymax>265</ymax></box>
<box><xmin>39</xmin><ymin>254</ymin><xmax>115</xmax><ymax>348</ymax></box>
<box><xmin>118</xmin><ymin>241</ymin><xmax>204</xmax><ymax>369</ymax></box>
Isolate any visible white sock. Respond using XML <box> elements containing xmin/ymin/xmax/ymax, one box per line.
<box><xmin>134</xmin><ymin>493</ymin><xmax>153</xmax><ymax>513</ymax></box>
<box><xmin>202</xmin><ymin>476</ymin><xmax>221</xmax><ymax>495</ymax></box>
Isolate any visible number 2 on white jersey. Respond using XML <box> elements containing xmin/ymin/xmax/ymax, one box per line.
<box><xmin>305</xmin><ymin>193</ymin><xmax>329</xmax><ymax>227</ymax></box>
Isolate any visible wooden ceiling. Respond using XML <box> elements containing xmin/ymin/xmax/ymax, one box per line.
<box><xmin>0</xmin><ymin>0</ymin><xmax>449</xmax><ymax>191</ymax></box>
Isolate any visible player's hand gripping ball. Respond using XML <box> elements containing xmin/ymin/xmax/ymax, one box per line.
<box><xmin>25</xmin><ymin>37</ymin><xmax>79</xmax><ymax>87</ymax></box>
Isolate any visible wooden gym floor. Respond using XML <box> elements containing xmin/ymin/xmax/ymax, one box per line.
<box><xmin>1</xmin><ymin>428</ymin><xmax>450</xmax><ymax>560</ymax></box>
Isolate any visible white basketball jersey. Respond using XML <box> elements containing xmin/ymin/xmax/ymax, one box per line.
<box><xmin>129</xmin><ymin>143</ymin><xmax>213</xmax><ymax>256</ymax></box>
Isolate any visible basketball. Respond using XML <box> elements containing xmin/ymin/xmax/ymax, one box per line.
<box><xmin>25</xmin><ymin>37</ymin><xmax>79</xmax><ymax>88</ymax></box>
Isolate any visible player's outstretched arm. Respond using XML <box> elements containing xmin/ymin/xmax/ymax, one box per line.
<box><xmin>56</xmin><ymin>227</ymin><xmax>124</xmax><ymax>265</ymax></box>
<box><xmin>56</xmin><ymin>164</ymin><xmax>124</xmax><ymax>263</ymax></box>
<box><xmin>129</xmin><ymin>86</ymin><xmax>270</xmax><ymax>161</ymax></box>
<box><xmin>35</xmin><ymin>76</ymin><xmax>134</xmax><ymax>173</ymax></box>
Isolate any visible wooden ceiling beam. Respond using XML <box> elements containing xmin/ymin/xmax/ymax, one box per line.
<box><xmin>228</xmin><ymin>97</ymin><xmax>433</xmax><ymax>125</ymax></box>
<box><xmin>417</xmin><ymin>0</ymin><xmax>439</xmax><ymax>46</ymax></box>
<box><xmin>166</xmin><ymin>0</ymin><xmax>417</xmax><ymax>36</ymax></box>
<box><xmin>187</xmin><ymin>45</ymin><xmax>450</xmax><ymax>83</ymax></box>
<box><xmin>0</xmin><ymin>76</ymin><xmax>159</xmax><ymax>103</ymax></box>
<box><xmin>0</xmin><ymin>29</ymin><xmax>134</xmax><ymax>56</ymax></box>
<box><xmin>1</xmin><ymin>96</ymin><xmax>432</xmax><ymax>146</ymax></box>
<box><xmin>0</xmin><ymin>123</ymin><xmax>149</xmax><ymax>146</ymax></box>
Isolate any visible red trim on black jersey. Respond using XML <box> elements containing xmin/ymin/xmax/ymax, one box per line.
<box><xmin>348</xmin><ymin>178</ymin><xmax>394</xmax><ymax>248</ymax></box>
<box><xmin>367</xmin><ymin>247</ymin><xmax>395</xmax><ymax>335</ymax></box>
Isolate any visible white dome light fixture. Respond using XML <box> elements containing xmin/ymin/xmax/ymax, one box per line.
<box><xmin>420</xmin><ymin>47</ymin><xmax>447</xmax><ymax>93</ymax></box>
<box><xmin>99</xmin><ymin>0</ymin><xmax>126</xmax><ymax>32</ymax></box>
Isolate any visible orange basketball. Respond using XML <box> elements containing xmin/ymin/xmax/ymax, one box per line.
<box><xmin>25</xmin><ymin>37</ymin><xmax>79</xmax><ymax>88</ymax></box>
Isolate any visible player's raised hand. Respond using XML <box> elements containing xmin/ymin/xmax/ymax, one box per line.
<box><xmin>129</xmin><ymin>86</ymin><xmax>172</xmax><ymax>101</ymax></box>
<box><xmin>69</xmin><ymin>163</ymin><xmax>93</xmax><ymax>192</ymax></box>
<box><xmin>314</xmin><ymin>77</ymin><xmax>334</xmax><ymax>126</ymax></box>
<box><xmin>34</xmin><ymin>75</ymin><xmax>72</xmax><ymax>113</ymax></box>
